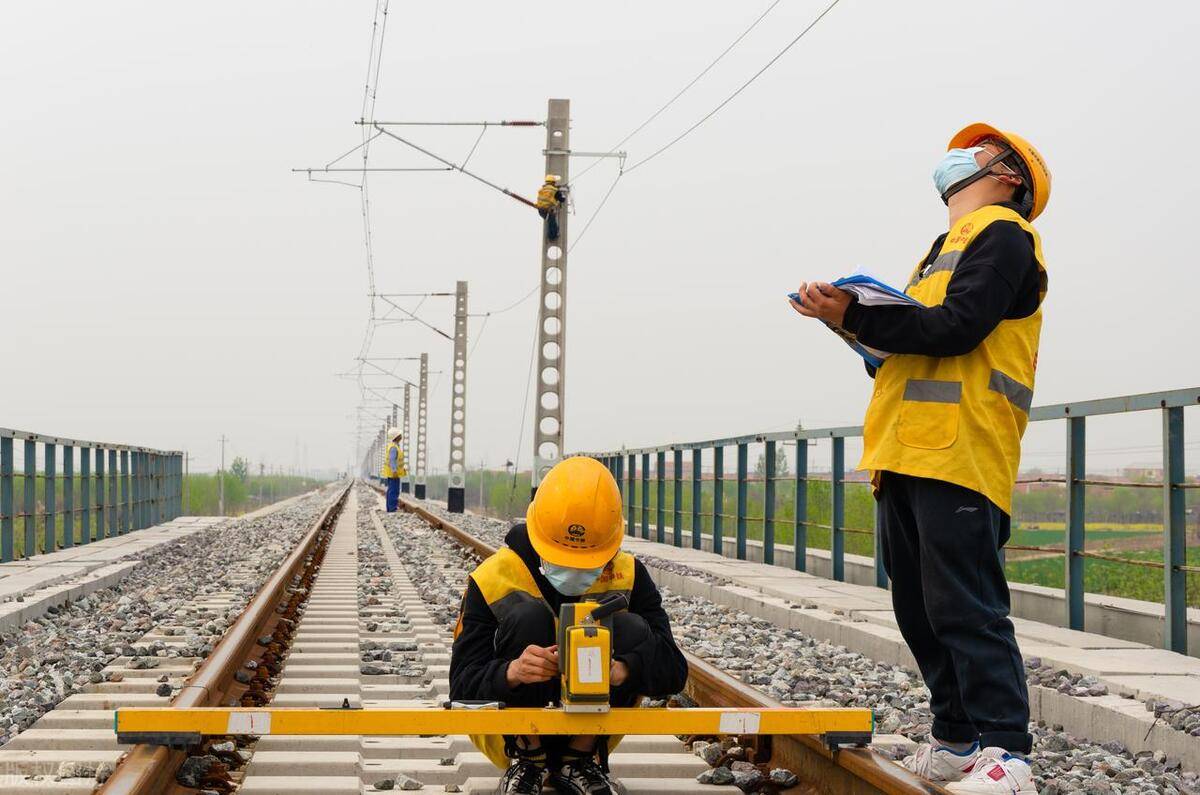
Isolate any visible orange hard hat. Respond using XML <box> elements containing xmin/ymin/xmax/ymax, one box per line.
<box><xmin>949</xmin><ymin>122</ymin><xmax>1052</xmax><ymax>221</ymax></box>
<box><xmin>526</xmin><ymin>457</ymin><xmax>624</xmax><ymax>568</ymax></box>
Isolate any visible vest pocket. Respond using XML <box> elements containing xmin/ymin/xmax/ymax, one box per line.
<box><xmin>896</xmin><ymin>378</ymin><xmax>962</xmax><ymax>450</ymax></box>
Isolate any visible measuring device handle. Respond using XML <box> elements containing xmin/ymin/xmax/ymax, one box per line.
<box><xmin>589</xmin><ymin>594</ymin><xmax>629</xmax><ymax>622</ymax></box>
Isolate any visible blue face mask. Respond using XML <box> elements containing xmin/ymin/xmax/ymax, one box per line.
<box><xmin>932</xmin><ymin>147</ymin><xmax>985</xmax><ymax>196</ymax></box>
<box><xmin>540</xmin><ymin>559</ymin><xmax>604</xmax><ymax>595</ymax></box>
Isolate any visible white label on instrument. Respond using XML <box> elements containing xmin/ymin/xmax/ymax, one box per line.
<box><xmin>718</xmin><ymin>712</ymin><xmax>761</xmax><ymax>735</ymax></box>
<box><xmin>227</xmin><ymin>712</ymin><xmax>272</xmax><ymax>735</ymax></box>
<box><xmin>576</xmin><ymin>647</ymin><xmax>603</xmax><ymax>684</ymax></box>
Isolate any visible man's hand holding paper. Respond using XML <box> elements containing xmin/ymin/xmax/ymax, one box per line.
<box><xmin>789</xmin><ymin>281</ymin><xmax>853</xmax><ymax>327</ymax></box>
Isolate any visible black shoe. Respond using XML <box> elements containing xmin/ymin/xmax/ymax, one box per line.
<box><xmin>497</xmin><ymin>755</ymin><xmax>546</xmax><ymax>795</ymax></box>
<box><xmin>546</xmin><ymin>755</ymin><xmax>618</xmax><ymax>795</ymax></box>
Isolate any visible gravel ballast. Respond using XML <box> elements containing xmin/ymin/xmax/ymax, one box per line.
<box><xmin>0</xmin><ymin>488</ymin><xmax>338</xmax><ymax>746</ymax></box>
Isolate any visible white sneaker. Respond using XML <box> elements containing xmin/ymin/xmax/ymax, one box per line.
<box><xmin>901</xmin><ymin>740</ymin><xmax>979</xmax><ymax>782</ymax></box>
<box><xmin>945</xmin><ymin>747</ymin><xmax>1035</xmax><ymax>794</ymax></box>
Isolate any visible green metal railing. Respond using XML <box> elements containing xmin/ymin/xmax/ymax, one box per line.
<box><xmin>582</xmin><ymin>386</ymin><xmax>1200</xmax><ymax>654</ymax></box>
<box><xmin>0</xmin><ymin>428</ymin><xmax>184</xmax><ymax>562</ymax></box>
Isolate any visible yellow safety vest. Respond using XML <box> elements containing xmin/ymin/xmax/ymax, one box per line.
<box><xmin>536</xmin><ymin>183</ymin><xmax>559</xmax><ymax>211</ymax></box>
<box><xmin>859</xmin><ymin>204</ymin><xmax>1047</xmax><ymax>515</ymax></box>
<box><xmin>380</xmin><ymin>441</ymin><xmax>406</xmax><ymax>479</ymax></box>
<box><xmin>456</xmin><ymin>546</ymin><xmax>635</xmax><ymax>769</ymax></box>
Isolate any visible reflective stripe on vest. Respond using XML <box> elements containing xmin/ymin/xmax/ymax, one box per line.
<box><xmin>458</xmin><ymin>546</ymin><xmax>635</xmax><ymax>769</ymax></box>
<box><xmin>859</xmin><ymin>204</ymin><xmax>1046</xmax><ymax>515</ymax></box>
<box><xmin>380</xmin><ymin>441</ymin><xmax>406</xmax><ymax>479</ymax></box>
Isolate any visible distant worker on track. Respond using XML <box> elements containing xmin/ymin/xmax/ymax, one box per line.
<box><xmin>380</xmin><ymin>427</ymin><xmax>406</xmax><ymax>513</ymax></box>
<box><xmin>790</xmin><ymin>122</ymin><xmax>1051</xmax><ymax>795</ymax></box>
<box><xmin>449</xmin><ymin>456</ymin><xmax>688</xmax><ymax>795</ymax></box>
<box><xmin>536</xmin><ymin>174</ymin><xmax>565</xmax><ymax>241</ymax></box>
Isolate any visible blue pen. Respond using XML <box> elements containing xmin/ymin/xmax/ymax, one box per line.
<box><xmin>787</xmin><ymin>292</ymin><xmax>803</xmax><ymax>306</ymax></box>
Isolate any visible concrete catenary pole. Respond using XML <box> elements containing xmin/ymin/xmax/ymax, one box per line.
<box><xmin>217</xmin><ymin>435</ymin><xmax>228</xmax><ymax>517</ymax></box>
<box><xmin>415</xmin><ymin>353</ymin><xmax>429</xmax><ymax>499</ymax></box>
<box><xmin>401</xmin><ymin>383</ymin><xmax>412</xmax><ymax>493</ymax></box>
<box><xmin>532</xmin><ymin>98</ymin><xmax>569</xmax><ymax>497</ymax></box>
<box><xmin>447</xmin><ymin>280</ymin><xmax>469</xmax><ymax>513</ymax></box>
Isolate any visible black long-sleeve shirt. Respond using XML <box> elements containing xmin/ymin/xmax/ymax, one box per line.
<box><xmin>840</xmin><ymin>201</ymin><xmax>1042</xmax><ymax>363</ymax></box>
<box><xmin>449</xmin><ymin>524</ymin><xmax>689</xmax><ymax>701</ymax></box>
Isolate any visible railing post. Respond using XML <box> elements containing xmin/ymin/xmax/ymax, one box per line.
<box><xmin>131</xmin><ymin>452</ymin><xmax>141</xmax><ymax>531</ymax></box>
<box><xmin>80</xmin><ymin>447</ymin><xmax>91</xmax><ymax>544</ymax></box>
<box><xmin>1065</xmin><ymin>416</ymin><xmax>1086</xmax><ymax>631</ymax></box>
<box><xmin>640</xmin><ymin>452</ymin><xmax>650</xmax><ymax>540</ymax></box>
<box><xmin>874</xmin><ymin>499</ymin><xmax>888</xmax><ymax>588</ymax></box>
<box><xmin>713</xmin><ymin>446</ymin><xmax>724</xmax><ymax>557</ymax></box>
<box><xmin>613</xmin><ymin>455</ymin><xmax>623</xmax><ymax>499</ymax></box>
<box><xmin>150</xmin><ymin>454</ymin><xmax>159</xmax><ymax>526</ymax></box>
<box><xmin>691</xmin><ymin>449</ymin><xmax>702</xmax><ymax>550</ymax></box>
<box><xmin>1163</xmin><ymin>406</ymin><xmax>1187</xmax><ymax>653</ymax></box>
<box><xmin>141</xmin><ymin>452</ymin><xmax>150</xmax><ymax>528</ymax></box>
<box><xmin>831</xmin><ymin>437</ymin><xmax>845</xmax><ymax>582</ymax></box>
<box><xmin>764</xmin><ymin>441</ymin><xmax>776</xmax><ymax>565</ymax></box>
<box><xmin>1</xmin><ymin>436</ymin><xmax>12</xmax><ymax>562</ymax></box>
<box><xmin>44</xmin><ymin>443</ymin><xmax>56</xmax><ymax>554</ymax></box>
<box><xmin>94</xmin><ymin>447</ymin><xmax>106</xmax><ymax>541</ymax></box>
<box><xmin>24</xmin><ymin>439</ymin><xmax>36</xmax><ymax>558</ymax></box>
<box><xmin>736</xmin><ymin>442</ymin><xmax>748</xmax><ymax>560</ymax></box>
<box><xmin>672</xmin><ymin>448</ymin><xmax>683</xmax><ymax>548</ymax></box>
<box><xmin>626</xmin><ymin>453</ymin><xmax>635</xmax><ymax>536</ymax></box>
<box><xmin>63</xmin><ymin>445</ymin><xmax>74</xmax><ymax>548</ymax></box>
<box><xmin>655</xmin><ymin>450</ymin><xmax>666</xmax><ymax>544</ymax></box>
<box><xmin>108</xmin><ymin>449</ymin><xmax>118</xmax><ymax>538</ymax></box>
<box><xmin>795</xmin><ymin>439</ymin><xmax>808</xmax><ymax>572</ymax></box>
<box><xmin>120</xmin><ymin>450</ymin><xmax>130</xmax><ymax>533</ymax></box>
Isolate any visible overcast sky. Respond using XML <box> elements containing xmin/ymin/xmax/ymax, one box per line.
<box><xmin>3</xmin><ymin>1</ymin><xmax>1198</xmax><ymax>476</ymax></box>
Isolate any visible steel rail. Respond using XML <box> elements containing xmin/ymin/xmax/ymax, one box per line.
<box><xmin>377</xmin><ymin>485</ymin><xmax>947</xmax><ymax>795</ymax></box>
<box><xmin>99</xmin><ymin>482</ymin><xmax>352</xmax><ymax>794</ymax></box>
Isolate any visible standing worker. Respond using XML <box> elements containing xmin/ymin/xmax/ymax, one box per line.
<box><xmin>380</xmin><ymin>427</ymin><xmax>406</xmax><ymax>513</ymax></box>
<box><xmin>536</xmin><ymin>174</ymin><xmax>565</xmax><ymax>241</ymax></box>
<box><xmin>790</xmin><ymin>122</ymin><xmax>1050</xmax><ymax>795</ymax></box>
<box><xmin>449</xmin><ymin>456</ymin><xmax>688</xmax><ymax>795</ymax></box>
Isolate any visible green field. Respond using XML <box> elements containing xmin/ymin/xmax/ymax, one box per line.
<box><xmin>1008</xmin><ymin>527</ymin><xmax>1145</xmax><ymax>549</ymax></box>
<box><xmin>1005</xmin><ymin>549</ymin><xmax>1200</xmax><ymax>607</ymax></box>
<box><xmin>1</xmin><ymin>472</ymin><xmax>323</xmax><ymax>559</ymax></box>
<box><xmin>423</xmin><ymin>467</ymin><xmax>1198</xmax><ymax>607</ymax></box>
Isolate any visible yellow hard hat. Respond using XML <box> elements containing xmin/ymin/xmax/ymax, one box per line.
<box><xmin>544</xmin><ymin>174</ymin><xmax>560</xmax><ymax>183</ymax></box>
<box><xmin>526</xmin><ymin>457</ymin><xmax>624</xmax><ymax>568</ymax></box>
<box><xmin>948</xmin><ymin>123</ymin><xmax>1051</xmax><ymax>221</ymax></box>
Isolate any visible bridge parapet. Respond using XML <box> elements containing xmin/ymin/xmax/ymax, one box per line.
<box><xmin>0</xmin><ymin>427</ymin><xmax>183</xmax><ymax>562</ymax></box>
<box><xmin>578</xmin><ymin>387</ymin><xmax>1200</xmax><ymax>653</ymax></box>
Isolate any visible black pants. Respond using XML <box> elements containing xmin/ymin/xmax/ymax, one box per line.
<box><xmin>539</xmin><ymin>208</ymin><xmax>560</xmax><ymax>241</ymax></box>
<box><xmin>878</xmin><ymin>471</ymin><xmax>1031</xmax><ymax>754</ymax></box>
<box><xmin>496</xmin><ymin>601</ymin><xmax>646</xmax><ymax>756</ymax></box>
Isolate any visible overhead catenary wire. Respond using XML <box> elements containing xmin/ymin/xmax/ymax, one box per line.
<box><xmin>573</xmin><ymin>0</ymin><xmax>787</xmax><ymax>184</ymax></box>
<box><xmin>373</xmin><ymin>124</ymin><xmax>539</xmax><ymax>209</ymax></box>
<box><xmin>623</xmin><ymin>0</ymin><xmax>842</xmax><ymax>174</ymax></box>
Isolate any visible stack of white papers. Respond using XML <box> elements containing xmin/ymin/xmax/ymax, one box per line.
<box><xmin>789</xmin><ymin>270</ymin><xmax>924</xmax><ymax>369</ymax></box>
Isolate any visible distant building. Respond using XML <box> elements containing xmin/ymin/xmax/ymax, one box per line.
<box><xmin>1122</xmin><ymin>465</ymin><xmax>1163</xmax><ymax>481</ymax></box>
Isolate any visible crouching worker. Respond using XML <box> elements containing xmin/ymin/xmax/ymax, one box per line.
<box><xmin>449</xmin><ymin>457</ymin><xmax>688</xmax><ymax>795</ymax></box>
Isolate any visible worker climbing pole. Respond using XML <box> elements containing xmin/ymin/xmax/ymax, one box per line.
<box><xmin>532</xmin><ymin>98</ymin><xmax>570</xmax><ymax>497</ymax></box>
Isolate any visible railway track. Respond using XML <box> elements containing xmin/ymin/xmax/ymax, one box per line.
<box><xmin>380</xmin><ymin>488</ymin><xmax>947</xmax><ymax>795</ymax></box>
<box><xmin>1</xmin><ymin>482</ymin><xmax>944</xmax><ymax>794</ymax></box>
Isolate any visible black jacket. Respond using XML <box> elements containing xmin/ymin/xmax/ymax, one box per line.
<box><xmin>841</xmin><ymin>201</ymin><xmax>1042</xmax><ymax>369</ymax></box>
<box><xmin>448</xmin><ymin>524</ymin><xmax>689</xmax><ymax>701</ymax></box>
